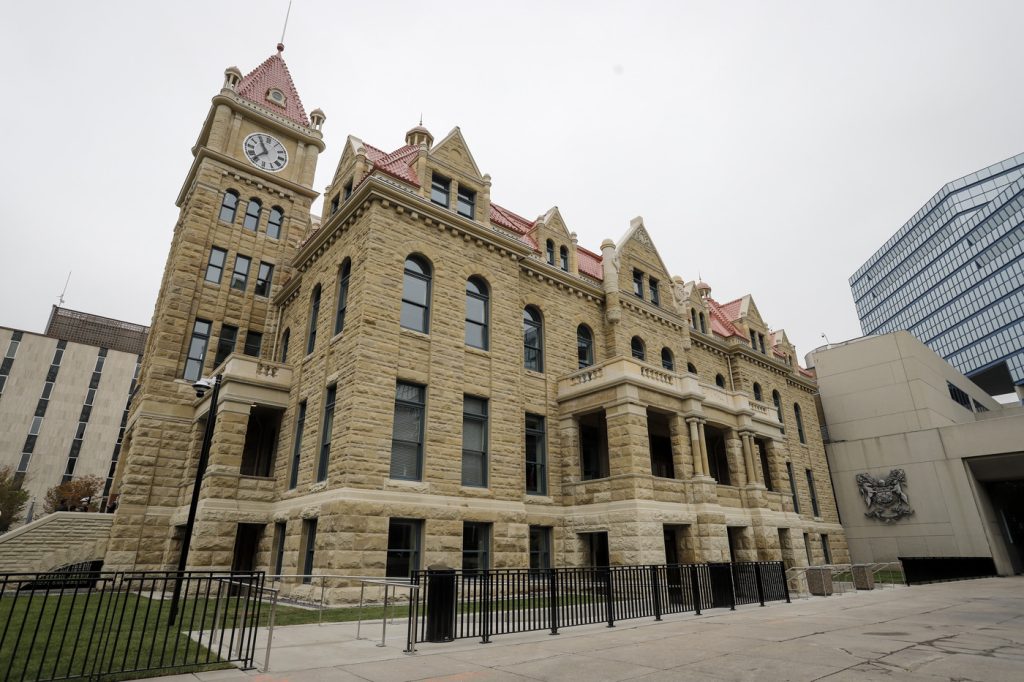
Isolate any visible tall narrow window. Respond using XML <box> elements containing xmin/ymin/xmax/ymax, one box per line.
<box><xmin>806</xmin><ymin>468</ymin><xmax>820</xmax><ymax>516</ymax></box>
<box><xmin>529</xmin><ymin>526</ymin><xmax>552</xmax><ymax>571</ymax></box>
<box><xmin>273</xmin><ymin>522</ymin><xmax>286</xmax><ymax>575</ymax></box>
<box><xmin>794</xmin><ymin>403</ymin><xmax>806</xmax><ymax>443</ymax></box>
<box><xmin>386</xmin><ymin>519</ymin><xmax>422</xmax><ymax>578</ymax></box>
<box><xmin>633</xmin><ymin>269</ymin><xmax>644</xmax><ymax>298</ymax></box>
<box><xmin>753</xmin><ymin>383</ymin><xmax>762</xmax><ymax>401</ymax></box>
<box><xmin>462</xmin><ymin>396</ymin><xmax>488</xmax><ymax>487</ymax></box>
<box><xmin>255</xmin><ymin>262</ymin><xmax>274</xmax><ymax>297</ymax></box>
<box><xmin>343</xmin><ymin>179</ymin><xmax>353</xmax><ymax>200</ymax></box>
<box><xmin>758</xmin><ymin>333</ymin><xmax>766</xmax><ymax>354</ymax></box>
<box><xmin>391</xmin><ymin>382</ymin><xmax>425</xmax><ymax>481</ymax></box>
<box><xmin>690</xmin><ymin>308</ymin><xmax>697</xmax><ymax>329</ymax></box>
<box><xmin>661</xmin><ymin>348</ymin><xmax>674</xmax><ymax>371</ymax></box>
<box><xmin>750</xmin><ymin>330</ymin><xmax>758</xmax><ymax>349</ymax></box>
<box><xmin>699</xmin><ymin>313</ymin><xmax>706</xmax><ymax>334</ymax></box>
<box><xmin>267</xmin><ymin>206</ymin><xmax>284</xmax><ymax>239</ymax></box>
<box><xmin>307</xmin><ymin>284</ymin><xmax>321</xmax><ymax>355</ymax></box>
<box><xmin>577</xmin><ymin>324</ymin><xmax>594</xmax><ymax>368</ymax></box>
<box><xmin>465</xmin><ymin>277</ymin><xmax>489</xmax><ymax>350</ymax></box>
<box><xmin>244</xmin><ymin>331</ymin><xmax>262</xmax><ymax>357</ymax></box>
<box><xmin>523</xmin><ymin>306</ymin><xmax>544</xmax><ymax>372</ymax></box>
<box><xmin>334</xmin><ymin>259</ymin><xmax>351</xmax><ymax>335</ymax></box>
<box><xmin>462</xmin><ymin>522</ymin><xmax>491</xmax><ymax>576</ymax></box>
<box><xmin>184</xmin><ymin>319</ymin><xmax>211</xmax><ymax>381</ymax></box>
<box><xmin>301</xmin><ymin>518</ymin><xmax>317</xmax><ymax>582</ymax></box>
<box><xmin>821</xmin><ymin>535</ymin><xmax>832</xmax><ymax>564</ymax></box>
<box><xmin>631</xmin><ymin>336</ymin><xmax>646</xmax><ymax>361</ymax></box>
<box><xmin>559</xmin><ymin>245</ymin><xmax>569</xmax><ymax>271</ymax></box>
<box><xmin>650</xmin><ymin>278</ymin><xmax>660</xmax><ymax>306</ymax></box>
<box><xmin>687</xmin><ymin>362</ymin><xmax>697</xmax><ymax>374</ymax></box>
<box><xmin>430</xmin><ymin>173</ymin><xmax>450</xmax><ymax>207</ymax></box>
<box><xmin>214</xmin><ymin>324</ymin><xmax>238</xmax><ymax>367</ymax></box>
<box><xmin>289</xmin><ymin>401</ymin><xmax>306</xmax><ymax>489</ymax></box>
<box><xmin>231</xmin><ymin>255</ymin><xmax>251</xmax><ymax>292</ymax></box>
<box><xmin>280</xmin><ymin>328</ymin><xmax>290</xmax><ymax>363</ymax></box>
<box><xmin>243</xmin><ymin>198</ymin><xmax>262</xmax><ymax>231</ymax></box>
<box><xmin>457</xmin><ymin>185</ymin><xmax>476</xmax><ymax>219</ymax></box>
<box><xmin>757</xmin><ymin>439</ymin><xmax>773</xmax><ymax>490</ymax></box>
<box><xmin>329</xmin><ymin>195</ymin><xmax>340</xmax><ymax>215</ymax></box>
<box><xmin>401</xmin><ymin>255</ymin><xmax>431</xmax><ymax>333</ymax></box>
<box><xmin>787</xmin><ymin>461</ymin><xmax>800</xmax><ymax>514</ymax></box>
<box><xmin>546</xmin><ymin>240</ymin><xmax>555</xmax><ymax>265</ymax></box>
<box><xmin>772</xmin><ymin>390</ymin><xmax>784</xmax><ymax>430</ymax></box>
<box><xmin>205</xmin><ymin>247</ymin><xmax>227</xmax><ymax>283</ymax></box>
<box><xmin>525</xmin><ymin>413</ymin><xmax>547</xmax><ymax>495</ymax></box>
<box><xmin>715</xmin><ymin>373</ymin><xmax>726</xmax><ymax>388</ymax></box>
<box><xmin>219</xmin><ymin>190</ymin><xmax>239</xmax><ymax>223</ymax></box>
<box><xmin>318</xmin><ymin>385</ymin><xmax>336</xmax><ymax>482</ymax></box>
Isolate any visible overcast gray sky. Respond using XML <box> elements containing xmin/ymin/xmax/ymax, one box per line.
<box><xmin>3</xmin><ymin>0</ymin><xmax>1023</xmax><ymax>363</ymax></box>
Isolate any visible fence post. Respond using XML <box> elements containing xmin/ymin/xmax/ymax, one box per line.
<box><xmin>727</xmin><ymin>564</ymin><xmax>736</xmax><ymax>611</ymax></box>
<box><xmin>263</xmin><ymin>587</ymin><xmax>278</xmax><ymax>672</ymax></box>
<box><xmin>781</xmin><ymin>562</ymin><xmax>791</xmax><ymax>603</ymax></box>
<box><xmin>481</xmin><ymin>570</ymin><xmax>492</xmax><ymax>644</ymax></box>
<box><xmin>754</xmin><ymin>563</ymin><xmax>765</xmax><ymax>607</ymax></box>
<box><xmin>548</xmin><ymin>567</ymin><xmax>559</xmax><ymax>635</ymax></box>
<box><xmin>690</xmin><ymin>564</ymin><xmax>701</xmax><ymax>615</ymax></box>
<box><xmin>650</xmin><ymin>566</ymin><xmax>662</xmax><ymax>621</ymax></box>
<box><xmin>605</xmin><ymin>569</ymin><xmax>615</xmax><ymax>628</ymax></box>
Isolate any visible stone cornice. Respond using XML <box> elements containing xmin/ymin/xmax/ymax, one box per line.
<box><xmin>176</xmin><ymin>148</ymin><xmax>318</xmax><ymax>207</ymax></box>
<box><xmin>620</xmin><ymin>296</ymin><xmax>687</xmax><ymax>332</ymax></box>
<box><xmin>211</xmin><ymin>91</ymin><xmax>325</xmax><ymax>149</ymax></box>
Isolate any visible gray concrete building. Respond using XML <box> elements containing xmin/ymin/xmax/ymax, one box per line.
<box><xmin>0</xmin><ymin>307</ymin><xmax>146</xmax><ymax>526</ymax></box>
<box><xmin>811</xmin><ymin>331</ymin><xmax>1024</xmax><ymax>576</ymax></box>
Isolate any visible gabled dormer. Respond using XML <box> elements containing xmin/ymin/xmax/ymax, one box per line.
<box><xmin>719</xmin><ymin>295</ymin><xmax>770</xmax><ymax>355</ymax></box>
<box><xmin>616</xmin><ymin>217</ymin><xmax>675</xmax><ymax>312</ymax></box>
<box><xmin>324</xmin><ymin>136</ymin><xmax>374</xmax><ymax>217</ymax></box>
<box><xmin>423</xmin><ymin>127</ymin><xmax>491</xmax><ymax>224</ymax></box>
<box><xmin>674</xmin><ymin>278</ymin><xmax>711</xmax><ymax>336</ymax></box>
<box><xmin>529</xmin><ymin>207</ymin><xmax>577</xmax><ymax>274</ymax></box>
<box><xmin>770</xmin><ymin>329</ymin><xmax>797</xmax><ymax>367</ymax></box>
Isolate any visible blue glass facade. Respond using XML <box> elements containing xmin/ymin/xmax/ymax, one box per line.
<box><xmin>851</xmin><ymin>153</ymin><xmax>1024</xmax><ymax>395</ymax></box>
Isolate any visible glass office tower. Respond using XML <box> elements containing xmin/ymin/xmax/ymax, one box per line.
<box><xmin>850</xmin><ymin>153</ymin><xmax>1024</xmax><ymax>399</ymax></box>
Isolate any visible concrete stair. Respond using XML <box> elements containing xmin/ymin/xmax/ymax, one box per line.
<box><xmin>0</xmin><ymin>512</ymin><xmax>112</xmax><ymax>573</ymax></box>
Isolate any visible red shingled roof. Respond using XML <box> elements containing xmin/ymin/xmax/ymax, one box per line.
<box><xmin>362</xmin><ymin>143</ymin><xmax>420</xmax><ymax>185</ymax></box>
<box><xmin>489</xmin><ymin>203</ymin><xmax>534</xmax><ymax>234</ymax></box>
<box><xmin>237</xmin><ymin>49</ymin><xmax>310</xmax><ymax>127</ymax></box>
<box><xmin>577</xmin><ymin>247</ymin><xmax>603</xmax><ymax>279</ymax></box>
<box><xmin>705</xmin><ymin>298</ymin><xmax>744</xmax><ymax>338</ymax></box>
<box><xmin>717</xmin><ymin>297</ymin><xmax>743</xmax><ymax>322</ymax></box>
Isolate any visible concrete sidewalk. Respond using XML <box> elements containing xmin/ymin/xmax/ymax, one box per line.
<box><xmin>146</xmin><ymin>576</ymin><xmax>1024</xmax><ymax>681</ymax></box>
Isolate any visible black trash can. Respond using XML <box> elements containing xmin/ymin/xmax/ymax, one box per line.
<box><xmin>424</xmin><ymin>565</ymin><xmax>457</xmax><ymax>642</ymax></box>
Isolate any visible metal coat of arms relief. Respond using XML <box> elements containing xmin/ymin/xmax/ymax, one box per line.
<box><xmin>855</xmin><ymin>469</ymin><xmax>915</xmax><ymax>522</ymax></box>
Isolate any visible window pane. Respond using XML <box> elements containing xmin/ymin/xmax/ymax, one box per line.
<box><xmin>403</xmin><ymin>275</ymin><xmax>429</xmax><ymax>306</ymax></box>
<box><xmin>400</xmin><ymin>304</ymin><xmax>428</xmax><ymax>332</ymax></box>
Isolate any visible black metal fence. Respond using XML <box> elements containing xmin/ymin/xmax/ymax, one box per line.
<box><xmin>0</xmin><ymin>570</ymin><xmax>266</xmax><ymax>682</ymax></box>
<box><xmin>900</xmin><ymin>556</ymin><xmax>998</xmax><ymax>585</ymax></box>
<box><xmin>410</xmin><ymin>561</ymin><xmax>788</xmax><ymax>645</ymax></box>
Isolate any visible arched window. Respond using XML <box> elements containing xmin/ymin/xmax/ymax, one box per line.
<box><xmin>687</xmin><ymin>362</ymin><xmax>697</xmax><ymax>374</ymax></box>
<box><xmin>400</xmin><ymin>255</ymin><xmax>432</xmax><ymax>333</ymax></box>
<box><xmin>306</xmin><ymin>284</ymin><xmax>321</xmax><ymax>355</ymax></box>
<box><xmin>465</xmin><ymin>277</ymin><xmax>489</xmax><ymax>350</ymax></box>
<box><xmin>715</xmin><ymin>373</ymin><xmax>726</xmax><ymax>388</ymax></box>
<box><xmin>661</xmin><ymin>347</ymin><xmax>674</xmax><ymax>371</ymax></box>
<box><xmin>631</xmin><ymin>336</ymin><xmax>646</xmax><ymax>361</ymax></box>
<box><xmin>334</xmin><ymin>259</ymin><xmax>351</xmax><ymax>335</ymax></box>
<box><xmin>772</xmin><ymin>390</ymin><xmax>784</xmax><ymax>430</ymax></box>
<box><xmin>267</xmin><ymin>206</ymin><xmax>284</xmax><ymax>239</ymax></box>
<box><xmin>690</xmin><ymin>308</ymin><xmax>697</xmax><ymax>329</ymax></box>
<box><xmin>577</xmin><ymin>324</ymin><xmax>594</xmax><ymax>368</ymax></box>
<box><xmin>699</xmin><ymin>312</ymin><xmax>707</xmax><ymax>334</ymax></box>
<box><xmin>523</xmin><ymin>306</ymin><xmax>544</xmax><ymax>372</ymax></box>
<box><xmin>753</xmin><ymin>382</ymin><xmax>763</xmax><ymax>402</ymax></box>
<box><xmin>218</xmin><ymin>190</ymin><xmax>239</xmax><ymax>223</ymax></box>
<box><xmin>280</xmin><ymin>328</ymin><xmax>290</xmax><ymax>363</ymax></box>
<box><xmin>546</xmin><ymin>240</ymin><xmax>555</xmax><ymax>265</ymax></box>
<box><xmin>794</xmin><ymin>403</ymin><xmax>806</xmax><ymax>443</ymax></box>
<box><xmin>243</xmin><ymin>198</ymin><xmax>262</xmax><ymax>231</ymax></box>
<box><xmin>559</xmin><ymin>245</ymin><xmax>569</xmax><ymax>271</ymax></box>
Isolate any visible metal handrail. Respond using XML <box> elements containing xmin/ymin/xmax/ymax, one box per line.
<box><xmin>354</xmin><ymin>579</ymin><xmax>420</xmax><ymax>654</ymax></box>
<box><xmin>212</xmin><ymin>576</ymin><xmax>280</xmax><ymax>672</ymax></box>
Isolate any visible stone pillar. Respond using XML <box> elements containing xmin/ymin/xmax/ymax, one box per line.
<box><xmin>693</xmin><ymin>512</ymin><xmax>729</xmax><ymax>563</ymax></box>
<box><xmin>741</xmin><ymin>432</ymin><xmax>756</xmax><ymax>486</ymax></box>
<box><xmin>726</xmin><ymin>428</ymin><xmax>746</xmax><ymax>486</ymax></box>
<box><xmin>605</xmin><ymin>402</ymin><xmax>651</xmax><ymax>500</ymax></box>
<box><xmin>669</xmin><ymin>413</ymin><xmax>693</xmax><ymax>480</ymax></box>
<box><xmin>697</xmin><ymin>420</ymin><xmax>710</xmax><ymax>478</ymax></box>
<box><xmin>686</xmin><ymin>417</ymin><xmax>703</xmax><ymax>477</ymax></box>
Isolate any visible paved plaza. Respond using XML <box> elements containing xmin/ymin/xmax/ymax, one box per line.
<box><xmin>147</xmin><ymin>577</ymin><xmax>1024</xmax><ymax>682</ymax></box>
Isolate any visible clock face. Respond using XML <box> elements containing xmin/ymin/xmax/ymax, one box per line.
<box><xmin>243</xmin><ymin>133</ymin><xmax>288</xmax><ymax>172</ymax></box>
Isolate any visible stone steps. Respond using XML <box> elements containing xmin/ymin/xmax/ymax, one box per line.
<box><xmin>0</xmin><ymin>511</ymin><xmax>113</xmax><ymax>573</ymax></box>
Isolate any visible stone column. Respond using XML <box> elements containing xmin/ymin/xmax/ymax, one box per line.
<box><xmin>669</xmin><ymin>413</ymin><xmax>693</xmax><ymax>479</ymax></box>
<box><xmin>741</xmin><ymin>432</ymin><xmax>756</xmax><ymax>486</ymax></box>
<box><xmin>726</xmin><ymin>428</ymin><xmax>746</xmax><ymax>486</ymax></box>
<box><xmin>686</xmin><ymin>417</ymin><xmax>703</xmax><ymax>477</ymax></box>
<box><xmin>697</xmin><ymin>420</ymin><xmax>710</xmax><ymax>478</ymax></box>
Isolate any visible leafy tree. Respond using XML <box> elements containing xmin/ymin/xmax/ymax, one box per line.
<box><xmin>43</xmin><ymin>475</ymin><xmax>104</xmax><ymax>514</ymax></box>
<box><xmin>0</xmin><ymin>466</ymin><xmax>30</xmax><ymax>532</ymax></box>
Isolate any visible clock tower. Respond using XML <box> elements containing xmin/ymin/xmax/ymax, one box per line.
<box><xmin>105</xmin><ymin>46</ymin><xmax>325</xmax><ymax>571</ymax></box>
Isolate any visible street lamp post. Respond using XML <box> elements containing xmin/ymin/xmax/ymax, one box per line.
<box><xmin>168</xmin><ymin>374</ymin><xmax>222</xmax><ymax>625</ymax></box>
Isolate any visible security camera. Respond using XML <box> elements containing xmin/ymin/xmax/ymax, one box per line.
<box><xmin>193</xmin><ymin>377</ymin><xmax>213</xmax><ymax>398</ymax></box>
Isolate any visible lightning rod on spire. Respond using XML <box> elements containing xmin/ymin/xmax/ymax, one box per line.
<box><xmin>58</xmin><ymin>271</ymin><xmax>71</xmax><ymax>307</ymax></box>
<box><xmin>279</xmin><ymin>0</ymin><xmax>293</xmax><ymax>47</ymax></box>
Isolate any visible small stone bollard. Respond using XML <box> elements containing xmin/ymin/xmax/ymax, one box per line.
<box><xmin>806</xmin><ymin>566</ymin><xmax>833</xmax><ymax>596</ymax></box>
<box><xmin>853</xmin><ymin>564</ymin><xmax>875</xmax><ymax>590</ymax></box>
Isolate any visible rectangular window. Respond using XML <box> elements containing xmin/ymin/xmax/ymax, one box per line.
<box><xmin>289</xmin><ymin>401</ymin><xmax>306</xmax><ymax>489</ymax></box>
<box><xmin>461</xmin><ymin>396</ymin><xmax>488</xmax><ymax>487</ymax></box>
<box><xmin>386</xmin><ymin>518</ymin><xmax>422</xmax><ymax>578</ymax></box>
<box><xmin>301</xmin><ymin>518</ymin><xmax>317</xmax><ymax>583</ymax></box>
<box><xmin>390</xmin><ymin>382</ymin><xmax>425</xmax><ymax>481</ymax></box>
<box><xmin>633</xmin><ymin>269</ymin><xmax>644</xmax><ymax>298</ymax></box>
<box><xmin>255</xmin><ymin>262</ymin><xmax>274</xmax><ymax>297</ymax></box>
<box><xmin>650</xmin><ymin>278</ymin><xmax>660</xmax><ymax>306</ymax></box>
<box><xmin>184</xmin><ymin>319</ymin><xmax>212</xmax><ymax>381</ymax></box>
<box><xmin>758</xmin><ymin>441</ymin><xmax>773</xmax><ymax>491</ymax></box>
<box><xmin>231</xmin><ymin>255</ymin><xmax>251</xmax><ymax>292</ymax></box>
<box><xmin>457</xmin><ymin>185</ymin><xmax>476</xmax><ymax>219</ymax></box>
<box><xmin>821</xmin><ymin>534</ymin><xmax>832</xmax><ymax>565</ymax></box>
<box><xmin>462</xmin><ymin>522</ymin><xmax>491</xmax><ymax>576</ymax></box>
<box><xmin>273</xmin><ymin>521</ymin><xmax>286</xmax><ymax>575</ymax></box>
<box><xmin>329</xmin><ymin>195</ymin><xmax>340</xmax><ymax>215</ymax></box>
<box><xmin>787</xmin><ymin>461</ymin><xmax>800</xmax><ymax>514</ymax></box>
<box><xmin>525</xmin><ymin>413</ymin><xmax>547</xmax><ymax>495</ymax></box>
<box><xmin>430</xmin><ymin>173</ymin><xmax>450</xmax><ymax>207</ymax></box>
<box><xmin>214</xmin><ymin>324</ymin><xmax>238</xmax><ymax>367</ymax></box>
<box><xmin>205</xmin><ymin>247</ymin><xmax>227</xmax><ymax>283</ymax></box>
<box><xmin>750</xmin><ymin>330</ymin><xmax>758</xmax><ymax>349</ymax></box>
<box><xmin>947</xmin><ymin>381</ymin><xmax>971</xmax><ymax>409</ymax></box>
<box><xmin>529</xmin><ymin>525</ymin><xmax>552</xmax><ymax>571</ymax></box>
<box><xmin>318</xmin><ymin>385</ymin><xmax>336</xmax><ymax>482</ymax></box>
<box><xmin>343</xmin><ymin>179</ymin><xmax>353</xmax><ymax>200</ymax></box>
<box><xmin>758</xmin><ymin>333</ymin><xmax>766</xmax><ymax>354</ymax></box>
<box><xmin>806</xmin><ymin>469</ymin><xmax>820</xmax><ymax>517</ymax></box>
<box><xmin>243</xmin><ymin>331</ymin><xmax>262</xmax><ymax>357</ymax></box>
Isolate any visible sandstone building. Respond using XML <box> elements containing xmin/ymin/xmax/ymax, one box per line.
<box><xmin>102</xmin><ymin>46</ymin><xmax>847</xmax><ymax>594</ymax></box>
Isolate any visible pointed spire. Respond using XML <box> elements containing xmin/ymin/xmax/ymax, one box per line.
<box><xmin>235</xmin><ymin>48</ymin><xmax>310</xmax><ymax>127</ymax></box>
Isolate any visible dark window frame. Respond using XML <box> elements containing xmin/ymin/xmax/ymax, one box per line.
<box><xmin>231</xmin><ymin>254</ymin><xmax>251</xmax><ymax>292</ymax></box>
<box><xmin>633</xmin><ymin>269</ymin><xmax>644</xmax><ymax>298</ymax></box>
<box><xmin>335</xmin><ymin>259</ymin><xmax>351</xmax><ymax>335</ymax></box>
<box><xmin>577</xmin><ymin>324</ymin><xmax>594</xmax><ymax>368</ymax></box>
<box><xmin>307</xmin><ymin>284</ymin><xmax>322</xmax><ymax>355</ymax></box>
<box><xmin>386</xmin><ymin>518</ymin><xmax>423</xmax><ymax>578</ymax></box>
<box><xmin>430</xmin><ymin>173</ymin><xmax>450</xmax><ymax>207</ymax></box>
<box><xmin>401</xmin><ymin>255</ymin><xmax>432</xmax><ymax>334</ymax></box>
<box><xmin>214</xmin><ymin>324</ymin><xmax>238</xmax><ymax>367</ymax></box>
<box><xmin>462</xmin><ymin>521</ymin><xmax>491</xmax><ymax>576</ymax></box>
<box><xmin>631</xmin><ymin>336</ymin><xmax>646</xmax><ymax>361</ymax></box>
<box><xmin>205</xmin><ymin>247</ymin><xmax>227</xmax><ymax>284</ymax></box>
<box><xmin>523</xmin><ymin>306</ymin><xmax>544</xmax><ymax>372</ymax></box>
<box><xmin>457</xmin><ymin>185</ymin><xmax>476</xmax><ymax>219</ymax></box>
<box><xmin>184</xmin><ymin>319</ymin><xmax>212</xmax><ymax>382</ymax></box>
<box><xmin>559</xmin><ymin>245</ymin><xmax>569</xmax><ymax>271</ymax></box>
<box><xmin>243</xmin><ymin>198</ymin><xmax>262</xmax><ymax>231</ymax></box>
<box><xmin>390</xmin><ymin>381</ymin><xmax>426</xmax><ymax>481</ymax></box>
<box><xmin>525</xmin><ymin>413</ymin><xmax>547</xmax><ymax>495</ymax></box>
<box><xmin>255</xmin><ymin>261</ymin><xmax>274</xmax><ymax>297</ymax></box>
<box><xmin>529</xmin><ymin>525</ymin><xmax>552</xmax><ymax>571</ymax></box>
<box><xmin>289</xmin><ymin>401</ymin><xmax>306</xmax><ymax>489</ymax></box>
<box><xmin>650</xmin><ymin>278</ymin><xmax>660</xmax><ymax>306</ymax></box>
<box><xmin>267</xmin><ymin>206</ymin><xmax>284</xmax><ymax>239</ymax></box>
<box><xmin>301</xmin><ymin>518</ymin><xmax>317</xmax><ymax>582</ymax></box>
<box><xmin>661</xmin><ymin>347</ymin><xmax>674</xmax><ymax>371</ymax></box>
<box><xmin>219</xmin><ymin>190</ymin><xmax>239</xmax><ymax>223</ymax></box>
<box><xmin>461</xmin><ymin>395</ymin><xmax>488</xmax><ymax>488</ymax></box>
<box><xmin>317</xmin><ymin>385</ymin><xmax>336</xmax><ymax>482</ymax></box>
<box><xmin>465</xmin><ymin>277</ymin><xmax>489</xmax><ymax>350</ymax></box>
